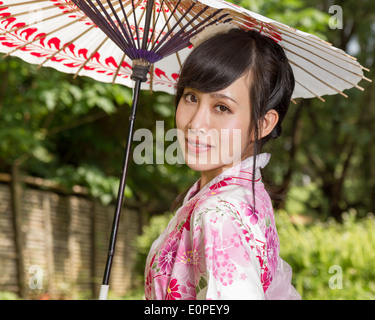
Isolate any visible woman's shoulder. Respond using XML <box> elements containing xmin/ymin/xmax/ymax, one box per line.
<box><xmin>196</xmin><ymin>182</ymin><xmax>272</xmax><ymax>211</ymax></box>
<box><xmin>191</xmin><ymin>183</ymin><xmax>274</xmax><ymax>231</ymax></box>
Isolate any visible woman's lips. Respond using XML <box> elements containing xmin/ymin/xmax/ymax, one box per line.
<box><xmin>186</xmin><ymin>137</ymin><xmax>212</xmax><ymax>154</ymax></box>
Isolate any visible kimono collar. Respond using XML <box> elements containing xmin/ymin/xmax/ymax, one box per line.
<box><xmin>183</xmin><ymin>153</ymin><xmax>271</xmax><ymax>205</ymax></box>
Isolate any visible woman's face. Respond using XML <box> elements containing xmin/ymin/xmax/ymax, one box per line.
<box><xmin>176</xmin><ymin>75</ymin><xmax>253</xmax><ymax>175</ymax></box>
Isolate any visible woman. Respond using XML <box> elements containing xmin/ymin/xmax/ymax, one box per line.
<box><xmin>145</xmin><ymin>28</ymin><xmax>301</xmax><ymax>300</ymax></box>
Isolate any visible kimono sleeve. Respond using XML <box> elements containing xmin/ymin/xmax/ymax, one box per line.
<box><xmin>191</xmin><ymin>197</ymin><xmax>265</xmax><ymax>300</ymax></box>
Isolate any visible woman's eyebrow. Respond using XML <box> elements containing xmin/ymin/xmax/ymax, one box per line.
<box><xmin>209</xmin><ymin>92</ymin><xmax>239</xmax><ymax>105</ymax></box>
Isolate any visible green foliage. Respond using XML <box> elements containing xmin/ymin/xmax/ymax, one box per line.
<box><xmin>0</xmin><ymin>291</ymin><xmax>22</xmax><ymax>300</ymax></box>
<box><xmin>0</xmin><ymin>58</ymin><xmax>147</xmax><ymax>207</ymax></box>
<box><xmin>120</xmin><ymin>287</ymin><xmax>145</xmax><ymax>300</ymax></box>
<box><xmin>132</xmin><ymin>212</ymin><xmax>174</xmax><ymax>281</ymax></box>
<box><xmin>276</xmin><ymin>209</ymin><xmax>375</xmax><ymax>300</ymax></box>
<box><xmin>132</xmin><ymin>210</ymin><xmax>375</xmax><ymax>300</ymax></box>
<box><xmin>0</xmin><ymin>56</ymin><xmax>196</xmax><ymax>209</ymax></box>
<box><xmin>53</xmin><ymin>164</ymin><xmax>132</xmax><ymax>205</ymax></box>
<box><xmin>236</xmin><ymin>0</ymin><xmax>330</xmax><ymax>38</ymax></box>
<box><xmin>283</xmin><ymin>176</ymin><xmax>330</xmax><ymax>219</ymax></box>
<box><xmin>234</xmin><ymin>0</ymin><xmax>375</xmax><ymax>219</ymax></box>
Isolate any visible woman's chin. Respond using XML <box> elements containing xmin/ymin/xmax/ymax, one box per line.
<box><xmin>184</xmin><ymin>153</ymin><xmax>229</xmax><ymax>174</ymax></box>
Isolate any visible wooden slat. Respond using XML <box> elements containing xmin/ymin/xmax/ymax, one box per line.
<box><xmin>0</xmin><ymin>176</ymin><xmax>143</xmax><ymax>299</ymax></box>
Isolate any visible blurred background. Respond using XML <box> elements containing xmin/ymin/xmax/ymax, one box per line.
<box><xmin>0</xmin><ymin>0</ymin><xmax>374</xmax><ymax>300</ymax></box>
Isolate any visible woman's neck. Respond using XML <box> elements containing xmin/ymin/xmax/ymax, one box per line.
<box><xmin>199</xmin><ymin>169</ymin><xmax>220</xmax><ymax>191</ymax></box>
<box><xmin>199</xmin><ymin>159</ymin><xmax>241</xmax><ymax>190</ymax></box>
<box><xmin>199</xmin><ymin>150</ymin><xmax>255</xmax><ymax>190</ymax></box>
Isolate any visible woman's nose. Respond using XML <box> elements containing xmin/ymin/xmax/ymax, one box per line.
<box><xmin>188</xmin><ymin>104</ymin><xmax>210</xmax><ymax>133</ymax></box>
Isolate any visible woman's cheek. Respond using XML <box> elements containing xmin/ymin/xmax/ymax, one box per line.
<box><xmin>176</xmin><ymin>103</ymin><xmax>190</xmax><ymax>131</ymax></box>
<box><xmin>218</xmin><ymin>128</ymin><xmax>244</xmax><ymax>165</ymax></box>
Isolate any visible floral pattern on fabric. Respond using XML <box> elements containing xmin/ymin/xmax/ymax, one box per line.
<box><xmin>145</xmin><ymin>153</ymin><xmax>301</xmax><ymax>300</ymax></box>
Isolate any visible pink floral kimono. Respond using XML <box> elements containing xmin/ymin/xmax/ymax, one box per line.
<box><xmin>145</xmin><ymin>153</ymin><xmax>301</xmax><ymax>300</ymax></box>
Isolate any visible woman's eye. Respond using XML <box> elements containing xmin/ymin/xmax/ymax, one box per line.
<box><xmin>214</xmin><ymin>105</ymin><xmax>231</xmax><ymax>113</ymax></box>
<box><xmin>184</xmin><ymin>93</ymin><xmax>197</xmax><ymax>103</ymax></box>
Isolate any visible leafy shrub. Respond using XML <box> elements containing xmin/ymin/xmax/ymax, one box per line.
<box><xmin>132</xmin><ymin>212</ymin><xmax>174</xmax><ymax>282</ymax></box>
<box><xmin>0</xmin><ymin>291</ymin><xmax>21</xmax><ymax>300</ymax></box>
<box><xmin>276</xmin><ymin>209</ymin><xmax>375</xmax><ymax>300</ymax></box>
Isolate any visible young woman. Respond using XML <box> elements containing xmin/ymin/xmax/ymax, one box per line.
<box><xmin>144</xmin><ymin>29</ymin><xmax>301</xmax><ymax>300</ymax></box>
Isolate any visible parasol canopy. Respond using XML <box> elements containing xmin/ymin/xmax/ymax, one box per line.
<box><xmin>0</xmin><ymin>0</ymin><xmax>370</xmax><ymax>101</ymax></box>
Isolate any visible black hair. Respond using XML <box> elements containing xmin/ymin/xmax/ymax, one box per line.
<box><xmin>171</xmin><ymin>28</ymin><xmax>295</xmax><ymax>211</ymax></box>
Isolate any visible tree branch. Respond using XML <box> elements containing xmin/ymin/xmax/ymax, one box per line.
<box><xmin>48</xmin><ymin>111</ymin><xmax>109</xmax><ymax>135</ymax></box>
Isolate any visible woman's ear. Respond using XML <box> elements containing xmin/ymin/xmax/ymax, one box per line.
<box><xmin>259</xmin><ymin>109</ymin><xmax>279</xmax><ymax>139</ymax></box>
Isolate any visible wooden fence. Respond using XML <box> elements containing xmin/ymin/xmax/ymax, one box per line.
<box><xmin>0</xmin><ymin>172</ymin><xmax>144</xmax><ymax>299</ymax></box>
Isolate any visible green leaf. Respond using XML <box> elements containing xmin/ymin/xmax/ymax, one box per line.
<box><xmin>41</xmin><ymin>90</ymin><xmax>58</xmax><ymax>111</ymax></box>
<box><xmin>198</xmin><ymin>276</ymin><xmax>207</xmax><ymax>289</ymax></box>
<box><xmin>95</xmin><ymin>96</ymin><xmax>116</xmax><ymax>114</ymax></box>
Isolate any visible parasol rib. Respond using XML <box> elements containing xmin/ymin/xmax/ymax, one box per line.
<box><xmin>149</xmin><ymin>63</ymin><xmax>154</xmax><ymax>92</ymax></box>
<box><xmin>160</xmin><ymin>8</ymin><xmax>183</xmax><ymax>70</ymax></box>
<box><xmin>152</xmin><ymin>4</ymin><xmax>209</xmax><ymax>53</ymax></box>
<box><xmin>117</xmin><ymin>0</ymin><xmax>138</xmax><ymax>50</ymax></box>
<box><xmin>281</xmin><ymin>37</ymin><xmax>369</xmax><ymax>82</ymax></box>
<box><xmin>112</xmin><ymin>52</ymin><xmax>126</xmax><ymax>85</ymax></box>
<box><xmin>270</xmin><ymin>22</ymin><xmax>365</xmax><ymax>65</ymax></box>
<box><xmin>154</xmin><ymin>5</ymin><xmax>211</xmax><ymax>54</ymax></box>
<box><xmin>149</xmin><ymin>0</ymin><xmax>184</xmax><ymax>53</ymax></box>
<box><xmin>160</xmin><ymin>15</ymin><xmax>232</xmax><ymax>57</ymax></box>
<box><xmin>131</xmin><ymin>0</ymin><xmax>141</xmax><ymax>50</ymax></box>
<box><xmin>279</xmin><ymin>34</ymin><xmax>368</xmax><ymax>72</ymax></box>
<box><xmin>105</xmin><ymin>0</ymin><xmax>138</xmax><ymax>52</ymax></box>
<box><xmin>92</xmin><ymin>0</ymin><xmax>133</xmax><ymax>53</ymax></box>
<box><xmin>72</xmin><ymin>0</ymin><xmax>133</xmax><ymax>57</ymax></box>
<box><xmin>0</xmin><ymin>0</ymin><xmax>44</xmax><ymax>9</ymax></box>
<box><xmin>73</xmin><ymin>37</ymin><xmax>109</xmax><ymax>78</ymax></box>
<box><xmin>162</xmin><ymin>0</ymin><xmax>185</xmax><ymax>30</ymax></box>
<box><xmin>285</xmin><ymin>46</ymin><xmax>365</xmax><ymax>92</ymax></box>
<box><xmin>172</xmin><ymin>0</ymin><xmax>202</xmax><ymax>29</ymax></box>
<box><xmin>177</xmin><ymin>14</ymin><xmax>232</xmax><ymax>47</ymax></box>
<box><xmin>294</xmin><ymin>79</ymin><xmax>326</xmax><ymax>102</ymax></box>
<box><xmin>0</xmin><ymin>4</ymin><xmax>80</xmax><ymax>20</ymax></box>
<box><xmin>38</xmin><ymin>24</ymin><xmax>97</xmax><ymax>68</ymax></box>
<box><xmin>151</xmin><ymin>1</ymin><xmax>201</xmax><ymax>53</ymax></box>
<box><xmin>235</xmin><ymin>17</ymin><xmax>370</xmax><ymax>76</ymax></box>
<box><xmin>289</xmin><ymin>60</ymin><xmax>348</xmax><ymax>98</ymax></box>
<box><xmin>3</xmin><ymin>14</ymin><xmax>88</xmax><ymax>58</ymax></box>
<box><xmin>147</xmin><ymin>0</ymin><xmax>166</xmax><ymax>49</ymax></box>
<box><xmin>0</xmin><ymin>7</ymin><xmax>83</xmax><ymax>37</ymax></box>
<box><xmin>142</xmin><ymin>0</ymin><xmax>155</xmax><ymax>51</ymax></box>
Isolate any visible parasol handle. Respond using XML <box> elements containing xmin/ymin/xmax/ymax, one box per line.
<box><xmin>99</xmin><ymin>78</ymin><xmax>142</xmax><ymax>299</ymax></box>
<box><xmin>99</xmin><ymin>285</ymin><xmax>110</xmax><ymax>300</ymax></box>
